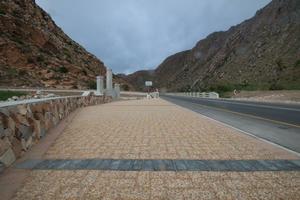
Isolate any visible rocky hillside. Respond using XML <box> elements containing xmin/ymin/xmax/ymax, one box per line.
<box><xmin>122</xmin><ymin>70</ymin><xmax>156</xmax><ymax>91</ymax></box>
<box><xmin>0</xmin><ymin>0</ymin><xmax>109</xmax><ymax>89</ymax></box>
<box><xmin>129</xmin><ymin>0</ymin><xmax>300</xmax><ymax>92</ymax></box>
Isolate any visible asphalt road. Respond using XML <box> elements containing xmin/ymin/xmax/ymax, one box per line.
<box><xmin>162</xmin><ymin>95</ymin><xmax>300</xmax><ymax>154</ymax></box>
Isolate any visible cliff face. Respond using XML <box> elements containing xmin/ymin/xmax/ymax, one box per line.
<box><xmin>129</xmin><ymin>0</ymin><xmax>300</xmax><ymax>92</ymax></box>
<box><xmin>0</xmin><ymin>0</ymin><xmax>107</xmax><ymax>89</ymax></box>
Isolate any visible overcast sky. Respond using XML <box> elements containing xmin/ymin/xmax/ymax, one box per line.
<box><xmin>36</xmin><ymin>0</ymin><xmax>271</xmax><ymax>74</ymax></box>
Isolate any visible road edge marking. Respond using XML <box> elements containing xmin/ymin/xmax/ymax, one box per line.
<box><xmin>185</xmin><ymin>100</ymin><xmax>300</xmax><ymax>128</ymax></box>
<box><xmin>164</xmin><ymin>97</ymin><xmax>300</xmax><ymax>158</ymax></box>
<box><xmin>199</xmin><ymin>113</ymin><xmax>300</xmax><ymax>158</ymax></box>
<box><xmin>182</xmin><ymin>96</ymin><xmax>300</xmax><ymax>112</ymax></box>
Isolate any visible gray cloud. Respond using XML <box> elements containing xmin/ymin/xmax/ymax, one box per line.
<box><xmin>36</xmin><ymin>0</ymin><xmax>271</xmax><ymax>74</ymax></box>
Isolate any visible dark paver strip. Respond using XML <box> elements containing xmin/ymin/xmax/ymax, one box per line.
<box><xmin>185</xmin><ymin>160</ymin><xmax>209</xmax><ymax>171</ymax></box>
<box><xmin>117</xmin><ymin>160</ymin><xmax>133</xmax><ymax>171</ymax></box>
<box><xmin>174</xmin><ymin>160</ymin><xmax>188</xmax><ymax>171</ymax></box>
<box><xmin>143</xmin><ymin>160</ymin><xmax>154</xmax><ymax>171</ymax></box>
<box><xmin>15</xmin><ymin>159</ymin><xmax>300</xmax><ymax>171</ymax></box>
<box><xmin>86</xmin><ymin>159</ymin><xmax>104</xmax><ymax>169</ymax></box>
<box><xmin>132</xmin><ymin>160</ymin><xmax>143</xmax><ymax>171</ymax></box>
<box><xmin>110</xmin><ymin>160</ymin><xmax>121</xmax><ymax>170</ymax></box>
<box><xmin>227</xmin><ymin>160</ymin><xmax>249</xmax><ymax>171</ymax></box>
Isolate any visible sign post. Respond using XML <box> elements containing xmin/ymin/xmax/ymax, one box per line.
<box><xmin>145</xmin><ymin>81</ymin><xmax>153</xmax><ymax>87</ymax></box>
<box><xmin>145</xmin><ymin>81</ymin><xmax>153</xmax><ymax>99</ymax></box>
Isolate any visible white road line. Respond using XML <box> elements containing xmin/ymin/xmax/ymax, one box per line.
<box><xmin>200</xmin><ymin>113</ymin><xmax>300</xmax><ymax>157</ymax></box>
<box><xmin>179</xmin><ymin>96</ymin><xmax>300</xmax><ymax>112</ymax></box>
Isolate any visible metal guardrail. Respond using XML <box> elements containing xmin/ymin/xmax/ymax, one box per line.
<box><xmin>166</xmin><ymin>92</ymin><xmax>220</xmax><ymax>99</ymax></box>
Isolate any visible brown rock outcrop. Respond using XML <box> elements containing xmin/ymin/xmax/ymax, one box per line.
<box><xmin>157</xmin><ymin>0</ymin><xmax>300</xmax><ymax>92</ymax></box>
<box><xmin>0</xmin><ymin>0</ymin><xmax>108</xmax><ymax>89</ymax></box>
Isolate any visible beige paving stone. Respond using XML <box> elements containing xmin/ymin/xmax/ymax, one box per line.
<box><xmin>11</xmin><ymin>99</ymin><xmax>300</xmax><ymax>199</ymax></box>
<box><xmin>42</xmin><ymin>99</ymin><xmax>298</xmax><ymax>160</ymax></box>
<box><xmin>12</xmin><ymin>170</ymin><xmax>300</xmax><ymax>200</ymax></box>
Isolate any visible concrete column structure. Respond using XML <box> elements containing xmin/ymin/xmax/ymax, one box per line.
<box><xmin>106</xmin><ymin>68</ymin><xmax>113</xmax><ymax>93</ymax></box>
<box><xmin>114</xmin><ymin>83</ymin><xmax>120</xmax><ymax>99</ymax></box>
<box><xmin>95</xmin><ymin>76</ymin><xmax>104</xmax><ymax>96</ymax></box>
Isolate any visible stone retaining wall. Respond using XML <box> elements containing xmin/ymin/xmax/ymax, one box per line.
<box><xmin>0</xmin><ymin>95</ymin><xmax>112</xmax><ymax>171</ymax></box>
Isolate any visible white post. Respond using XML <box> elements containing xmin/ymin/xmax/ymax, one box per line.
<box><xmin>106</xmin><ymin>68</ymin><xmax>113</xmax><ymax>95</ymax></box>
<box><xmin>95</xmin><ymin>76</ymin><xmax>104</xmax><ymax>96</ymax></box>
<box><xmin>114</xmin><ymin>83</ymin><xmax>120</xmax><ymax>99</ymax></box>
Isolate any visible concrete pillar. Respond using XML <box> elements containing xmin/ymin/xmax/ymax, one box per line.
<box><xmin>106</xmin><ymin>68</ymin><xmax>113</xmax><ymax>95</ymax></box>
<box><xmin>114</xmin><ymin>83</ymin><xmax>120</xmax><ymax>99</ymax></box>
<box><xmin>95</xmin><ymin>76</ymin><xmax>104</xmax><ymax>96</ymax></box>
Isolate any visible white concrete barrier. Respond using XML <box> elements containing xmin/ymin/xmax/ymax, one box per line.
<box><xmin>166</xmin><ymin>92</ymin><xmax>219</xmax><ymax>99</ymax></box>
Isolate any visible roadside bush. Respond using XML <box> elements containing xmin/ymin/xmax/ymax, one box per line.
<box><xmin>58</xmin><ymin>66</ymin><xmax>68</xmax><ymax>73</ymax></box>
<box><xmin>122</xmin><ymin>84</ymin><xmax>129</xmax><ymax>91</ymax></box>
<box><xmin>36</xmin><ymin>55</ymin><xmax>45</xmax><ymax>63</ymax></box>
<box><xmin>7</xmin><ymin>68</ymin><xmax>17</xmax><ymax>76</ymax></box>
<box><xmin>88</xmin><ymin>80</ymin><xmax>96</xmax><ymax>89</ymax></box>
<box><xmin>12</xmin><ymin>10</ymin><xmax>18</xmax><ymax>16</ymax></box>
<box><xmin>269</xmin><ymin>83</ymin><xmax>284</xmax><ymax>90</ymax></box>
<box><xmin>209</xmin><ymin>84</ymin><xmax>234</xmax><ymax>93</ymax></box>
<box><xmin>12</xmin><ymin>37</ymin><xmax>24</xmax><ymax>45</ymax></box>
<box><xmin>82</xmin><ymin>69</ymin><xmax>88</xmax><ymax>76</ymax></box>
<box><xmin>0</xmin><ymin>9</ymin><xmax>6</xmax><ymax>16</ymax></box>
<box><xmin>54</xmin><ymin>75</ymin><xmax>62</xmax><ymax>80</ymax></box>
<box><xmin>0</xmin><ymin>91</ymin><xmax>27</xmax><ymax>101</ymax></box>
<box><xmin>294</xmin><ymin>60</ymin><xmax>300</xmax><ymax>68</ymax></box>
<box><xmin>27</xmin><ymin>57</ymin><xmax>34</xmax><ymax>64</ymax></box>
<box><xmin>18</xmin><ymin>70</ymin><xmax>27</xmax><ymax>76</ymax></box>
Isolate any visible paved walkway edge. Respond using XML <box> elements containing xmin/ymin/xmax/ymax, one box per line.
<box><xmin>167</xmin><ymin>99</ymin><xmax>300</xmax><ymax>158</ymax></box>
<box><xmin>200</xmin><ymin>113</ymin><xmax>300</xmax><ymax>157</ymax></box>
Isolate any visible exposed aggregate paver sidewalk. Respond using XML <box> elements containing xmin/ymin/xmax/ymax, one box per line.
<box><xmin>12</xmin><ymin>99</ymin><xmax>300</xmax><ymax>199</ymax></box>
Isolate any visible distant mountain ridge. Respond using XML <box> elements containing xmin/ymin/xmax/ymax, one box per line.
<box><xmin>122</xmin><ymin>70</ymin><xmax>156</xmax><ymax>91</ymax></box>
<box><xmin>0</xmin><ymin>0</ymin><xmax>130</xmax><ymax>89</ymax></box>
<box><xmin>127</xmin><ymin>0</ymin><xmax>300</xmax><ymax>92</ymax></box>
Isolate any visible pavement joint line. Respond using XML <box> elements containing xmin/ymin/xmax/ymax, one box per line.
<box><xmin>15</xmin><ymin>159</ymin><xmax>300</xmax><ymax>171</ymax></box>
<box><xmin>169</xmin><ymin>99</ymin><xmax>300</xmax><ymax>157</ymax></box>
<box><xmin>183</xmin><ymin>99</ymin><xmax>300</xmax><ymax>129</ymax></box>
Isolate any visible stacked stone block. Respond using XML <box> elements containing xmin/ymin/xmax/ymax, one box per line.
<box><xmin>0</xmin><ymin>95</ymin><xmax>112</xmax><ymax>171</ymax></box>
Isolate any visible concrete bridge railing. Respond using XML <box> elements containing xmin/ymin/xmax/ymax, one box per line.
<box><xmin>166</xmin><ymin>92</ymin><xmax>220</xmax><ymax>99</ymax></box>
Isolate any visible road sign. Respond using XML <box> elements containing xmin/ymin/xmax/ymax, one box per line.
<box><xmin>145</xmin><ymin>81</ymin><xmax>153</xmax><ymax>87</ymax></box>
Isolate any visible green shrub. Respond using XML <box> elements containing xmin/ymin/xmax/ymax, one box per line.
<box><xmin>54</xmin><ymin>75</ymin><xmax>62</xmax><ymax>80</ymax></box>
<box><xmin>7</xmin><ymin>68</ymin><xmax>17</xmax><ymax>76</ymax></box>
<box><xmin>58</xmin><ymin>66</ymin><xmax>68</xmax><ymax>73</ymax></box>
<box><xmin>209</xmin><ymin>84</ymin><xmax>234</xmax><ymax>93</ymax></box>
<box><xmin>12</xmin><ymin>10</ymin><xmax>21</xmax><ymax>17</ymax></box>
<box><xmin>18</xmin><ymin>70</ymin><xmax>27</xmax><ymax>76</ymax></box>
<box><xmin>122</xmin><ymin>84</ymin><xmax>129</xmax><ymax>91</ymax></box>
<box><xmin>12</xmin><ymin>37</ymin><xmax>24</xmax><ymax>45</ymax></box>
<box><xmin>82</xmin><ymin>70</ymin><xmax>88</xmax><ymax>76</ymax></box>
<box><xmin>63</xmin><ymin>48</ymin><xmax>71</xmax><ymax>58</ymax></box>
<box><xmin>269</xmin><ymin>83</ymin><xmax>284</xmax><ymax>90</ymax></box>
<box><xmin>294</xmin><ymin>60</ymin><xmax>300</xmax><ymax>68</ymax></box>
<box><xmin>36</xmin><ymin>55</ymin><xmax>45</xmax><ymax>62</ymax></box>
<box><xmin>0</xmin><ymin>91</ymin><xmax>27</xmax><ymax>101</ymax></box>
<box><xmin>20</xmin><ymin>45</ymin><xmax>31</xmax><ymax>53</ymax></box>
<box><xmin>27</xmin><ymin>57</ymin><xmax>34</xmax><ymax>64</ymax></box>
<box><xmin>88</xmin><ymin>80</ymin><xmax>96</xmax><ymax>89</ymax></box>
<box><xmin>0</xmin><ymin>9</ymin><xmax>6</xmax><ymax>16</ymax></box>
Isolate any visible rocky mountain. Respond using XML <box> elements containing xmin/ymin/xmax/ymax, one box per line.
<box><xmin>0</xmin><ymin>0</ymin><xmax>116</xmax><ymax>89</ymax></box>
<box><xmin>128</xmin><ymin>0</ymin><xmax>300</xmax><ymax>92</ymax></box>
<box><xmin>122</xmin><ymin>70</ymin><xmax>156</xmax><ymax>91</ymax></box>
